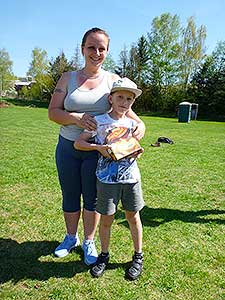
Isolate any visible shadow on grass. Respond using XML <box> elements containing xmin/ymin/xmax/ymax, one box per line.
<box><xmin>115</xmin><ymin>207</ymin><xmax>225</xmax><ymax>227</ymax></box>
<box><xmin>0</xmin><ymin>239</ymin><xmax>90</xmax><ymax>284</ymax></box>
<box><xmin>0</xmin><ymin>238</ymin><xmax>134</xmax><ymax>284</ymax></box>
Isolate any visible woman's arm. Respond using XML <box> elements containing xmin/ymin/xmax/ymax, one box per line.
<box><xmin>48</xmin><ymin>72</ymin><xmax>96</xmax><ymax>130</ymax></box>
<box><xmin>126</xmin><ymin>109</ymin><xmax>146</xmax><ymax>141</ymax></box>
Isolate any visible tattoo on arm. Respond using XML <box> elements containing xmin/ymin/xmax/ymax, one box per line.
<box><xmin>54</xmin><ymin>88</ymin><xmax>66</xmax><ymax>94</ymax></box>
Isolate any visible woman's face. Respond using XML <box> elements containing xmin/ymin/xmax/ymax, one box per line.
<box><xmin>82</xmin><ymin>32</ymin><xmax>109</xmax><ymax>67</ymax></box>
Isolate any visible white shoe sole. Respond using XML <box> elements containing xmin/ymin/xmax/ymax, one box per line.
<box><xmin>82</xmin><ymin>244</ymin><xmax>98</xmax><ymax>265</ymax></box>
<box><xmin>54</xmin><ymin>238</ymin><xmax>80</xmax><ymax>258</ymax></box>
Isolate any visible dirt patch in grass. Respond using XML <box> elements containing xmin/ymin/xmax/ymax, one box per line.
<box><xmin>0</xmin><ymin>101</ymin><xmax>10</xmax><ymax>108</ymax></box>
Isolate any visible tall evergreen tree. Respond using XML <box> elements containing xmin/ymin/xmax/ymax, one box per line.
<box><xmin>188</xmin><ymin>41</ymin><xmax>225</xmax><ymax>118</ymax></box>
<box><xmin>126</xmin><ymin>44</ymin><xmax>138</xmax><ymax>81</ymax></box>
<box><xmin>125</xmin><ymin>37</ymin><xmax>149</xmax><ymax>84</ymax></box>
<box><xmin>115</xmin><ymin>45</ymin><xmax>129</xmax><ymax>77</ymax></box>
<box><xmin>49</xmin><ymin>51</ymin><xmax>74</xmax><ymax>84</ymax></box>
<box><xmin>135</xmin><ymin>35</ymin><xmax>149</xmax><ymax>86</ymax></box>
<box><xmin>103</xmin><ymin>53</ymin><xmax>117</xmax><ymax>73</ymax></box>
<box><xmin>71</xmin><ymin>44</ymin><xmax>83</xmax><ymax>70</ymax></box>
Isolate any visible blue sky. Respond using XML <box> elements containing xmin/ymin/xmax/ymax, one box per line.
<box><xmin>1</xmin><ymin>0</ymin><xmax>224</xmax><ymax>76</ymax></box>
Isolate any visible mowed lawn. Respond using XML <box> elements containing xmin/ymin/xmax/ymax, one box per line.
<box><xmin>0</xmin><ymin>105</ymin><xmax>224</xmax><ymax>300</ymax></box>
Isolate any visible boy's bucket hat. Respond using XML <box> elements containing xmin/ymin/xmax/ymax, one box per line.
<box><xmin>111</xmin><ymin>78</ymin><xmax>142</xmax><ymax>98</ymax></box>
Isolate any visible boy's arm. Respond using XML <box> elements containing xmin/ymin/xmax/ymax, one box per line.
<box><xmin>74</xmin><ymin>132</ymin><xmax>112</xmax><ymax>158</ymax></box>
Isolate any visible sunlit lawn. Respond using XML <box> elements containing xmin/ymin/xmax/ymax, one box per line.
<box><xmin>0</xmin><ymin>105</ymin><xmax>224</xmax><ymax>300</ymax></box>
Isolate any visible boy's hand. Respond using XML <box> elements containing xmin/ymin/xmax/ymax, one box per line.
<box><xmin>129</xmin><ymin>147</ymin><xmax>144</xmax><ymax>159</ymax></box>
<box><xmin>135</xmin><ymin>147</ymin><xmax>144</xmax><ymax>159</ymax></box>
<box><xmin>97</xmin><ymin>144</ymin><xmax>112</xmax><ymax>158</ymax></box>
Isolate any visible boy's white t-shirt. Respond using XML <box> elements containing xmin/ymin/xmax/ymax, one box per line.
<box><xmin>90</xmin><ymin>113</ymin><xmax>141</xmax><ymax>184</ymax></box>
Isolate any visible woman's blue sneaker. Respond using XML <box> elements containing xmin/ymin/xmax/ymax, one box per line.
<box><xmin>54</xmin><ymin>234</ymin><xmax>80</xmax><ymax>258</ymax></box>
<box><xmin>82</xmin><ymin>240</ymin><xmax>98</xmax><ymax>265</ymax></box>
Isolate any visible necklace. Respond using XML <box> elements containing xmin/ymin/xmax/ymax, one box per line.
<box><xmin>80</xmin><ymin>69</ymin><xmax>103</xmax><ymax>79</ymax></box>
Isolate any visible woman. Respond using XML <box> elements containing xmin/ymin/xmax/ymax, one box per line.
<box><xmin>48</xmin><ymin>27</ymin><xmax>145</xmax><ymax>265</ymax></box>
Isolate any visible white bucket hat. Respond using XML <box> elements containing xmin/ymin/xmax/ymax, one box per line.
<box><xmin>111</xmin><ymin>77</ymin><xmax>142</xmax><ymax>98</ymax></box>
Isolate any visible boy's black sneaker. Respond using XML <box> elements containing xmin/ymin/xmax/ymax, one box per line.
<box><xmin>126</xmin><ymin>253</ymin><xmax>143</xmax><ymax>280</ymax></box>
<box><xmin>90</xmin><ymin>252</ymin><xmax>109</xmax><ymax>278</ymax></box>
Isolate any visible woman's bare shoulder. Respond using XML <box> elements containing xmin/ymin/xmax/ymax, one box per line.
<box><xmin>61</xmin><ymin>71</ymin><xmax>73</xmax><ymax>82</ymax></box>
<box><xmin>55</xmin><ymin>71</ymin><xmax>74</xmax><ymax>88</ymax></box>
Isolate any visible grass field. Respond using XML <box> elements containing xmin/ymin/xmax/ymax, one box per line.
<box><xmin>0</xmin><ymin>105</ymin><xmax>225</xmax><ymax>300</ymax></box>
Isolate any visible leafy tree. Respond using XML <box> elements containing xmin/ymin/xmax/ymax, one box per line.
<box><xmin>180</xmin><ymin>16</ymin><xmax>206</xmax><ymax>89</ymax></box>
<box><xmin>146</xmin><ymin>13</ymin><xmax>181</xmax><ymax>111</ymax></box>
<box><xmin>25</xmin><ymin>51</ymin><xmax>73</xmax><ymax>101</ymax></box>
<box><xmin>29</xmin><ymin>73</ymin><xmax>54</xmax><ymax>101</ymax></box>
<box><xmin>147</xmin><ymin>13</ymin><xmax>181</xmax><ymax>87</ymax></box>
<box><xmin>27</xmin><ymin>47</ymin><xmax>49</xmax><ymax>78</ymax></box>
<box><xmin>0</xmin><ymin>48</ymin><xmax>14</xmax><ymax>93</ymax></box>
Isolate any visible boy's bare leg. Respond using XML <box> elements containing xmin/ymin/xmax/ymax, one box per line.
<box><xmin>125</xmin><ymin>210</ymin><xmax>143</xmax><ymax>280</ymax></box>
<box><xmin>90</xmin><ymin>214</ymin><xmax>113</xmax><ymax>278</ymax></box>
<box><xmin>125</xmin><ymin>211</ymin><xmax>142</xmax><ymax>253</ymax></box>
<box><xmin>99</xmin><ymin>214</ymin><xmax>114</xmax><ymax>253</ymax></box>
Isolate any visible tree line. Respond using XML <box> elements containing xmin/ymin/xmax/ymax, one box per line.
<box><xmin>1</xmin><ymin>13</ymin><xmax>224</xmax><ymax>119</ymax></box>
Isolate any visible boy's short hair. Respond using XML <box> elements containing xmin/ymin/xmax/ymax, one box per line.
<box><xmin>111</xmin><ymin>78</ymin><xmax>142</xmax><ymax>98</ymax></box>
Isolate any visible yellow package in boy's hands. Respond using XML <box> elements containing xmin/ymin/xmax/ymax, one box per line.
<box><xmin>105</xmin><ymin>127</ymin><xmax>143</xmax><ymax>161</ymax></box>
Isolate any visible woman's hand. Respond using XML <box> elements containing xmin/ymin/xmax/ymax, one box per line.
<box><xmin>132</xmin><ymin>122</ymin><xmax>146</xmax><ymax>141</ymax></box>
<box><xmin>78</xmin><ymin>113</ymin><xmax>97</xmax><ymax>131</ymax></box>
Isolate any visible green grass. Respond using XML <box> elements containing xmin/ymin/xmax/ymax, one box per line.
<box><xmin>0</xmin><ymin>105</ymin><xmax>225</xmax><ymax>300</ymax></box>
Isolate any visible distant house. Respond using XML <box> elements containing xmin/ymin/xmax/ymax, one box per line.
<box><xmin>14</xmin><ymin>76</ymin><xmax>36</xmax><ymax>91</ymax></box>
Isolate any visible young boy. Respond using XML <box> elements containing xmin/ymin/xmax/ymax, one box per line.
<box><xmin>74</xmin><ymin>78</ymin><xmax>145</xmax><ymax>280</ymax></box>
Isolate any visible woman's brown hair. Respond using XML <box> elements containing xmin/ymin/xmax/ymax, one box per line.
<box><xmin>81</xmin><ymin>27</ymin><xmax>110</xmax><ymax>50</ymax></box>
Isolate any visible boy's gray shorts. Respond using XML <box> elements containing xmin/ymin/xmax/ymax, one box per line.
<box><xmin>96</xmin><ymin>180</ymin><xmax>144</xmax><ymax>215</ymax></box>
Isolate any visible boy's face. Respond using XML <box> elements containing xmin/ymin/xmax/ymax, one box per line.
<box><xmin>109</xmin><ymin>90</ymin><xmax>135</xmax><ymax>114</ymax></box>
